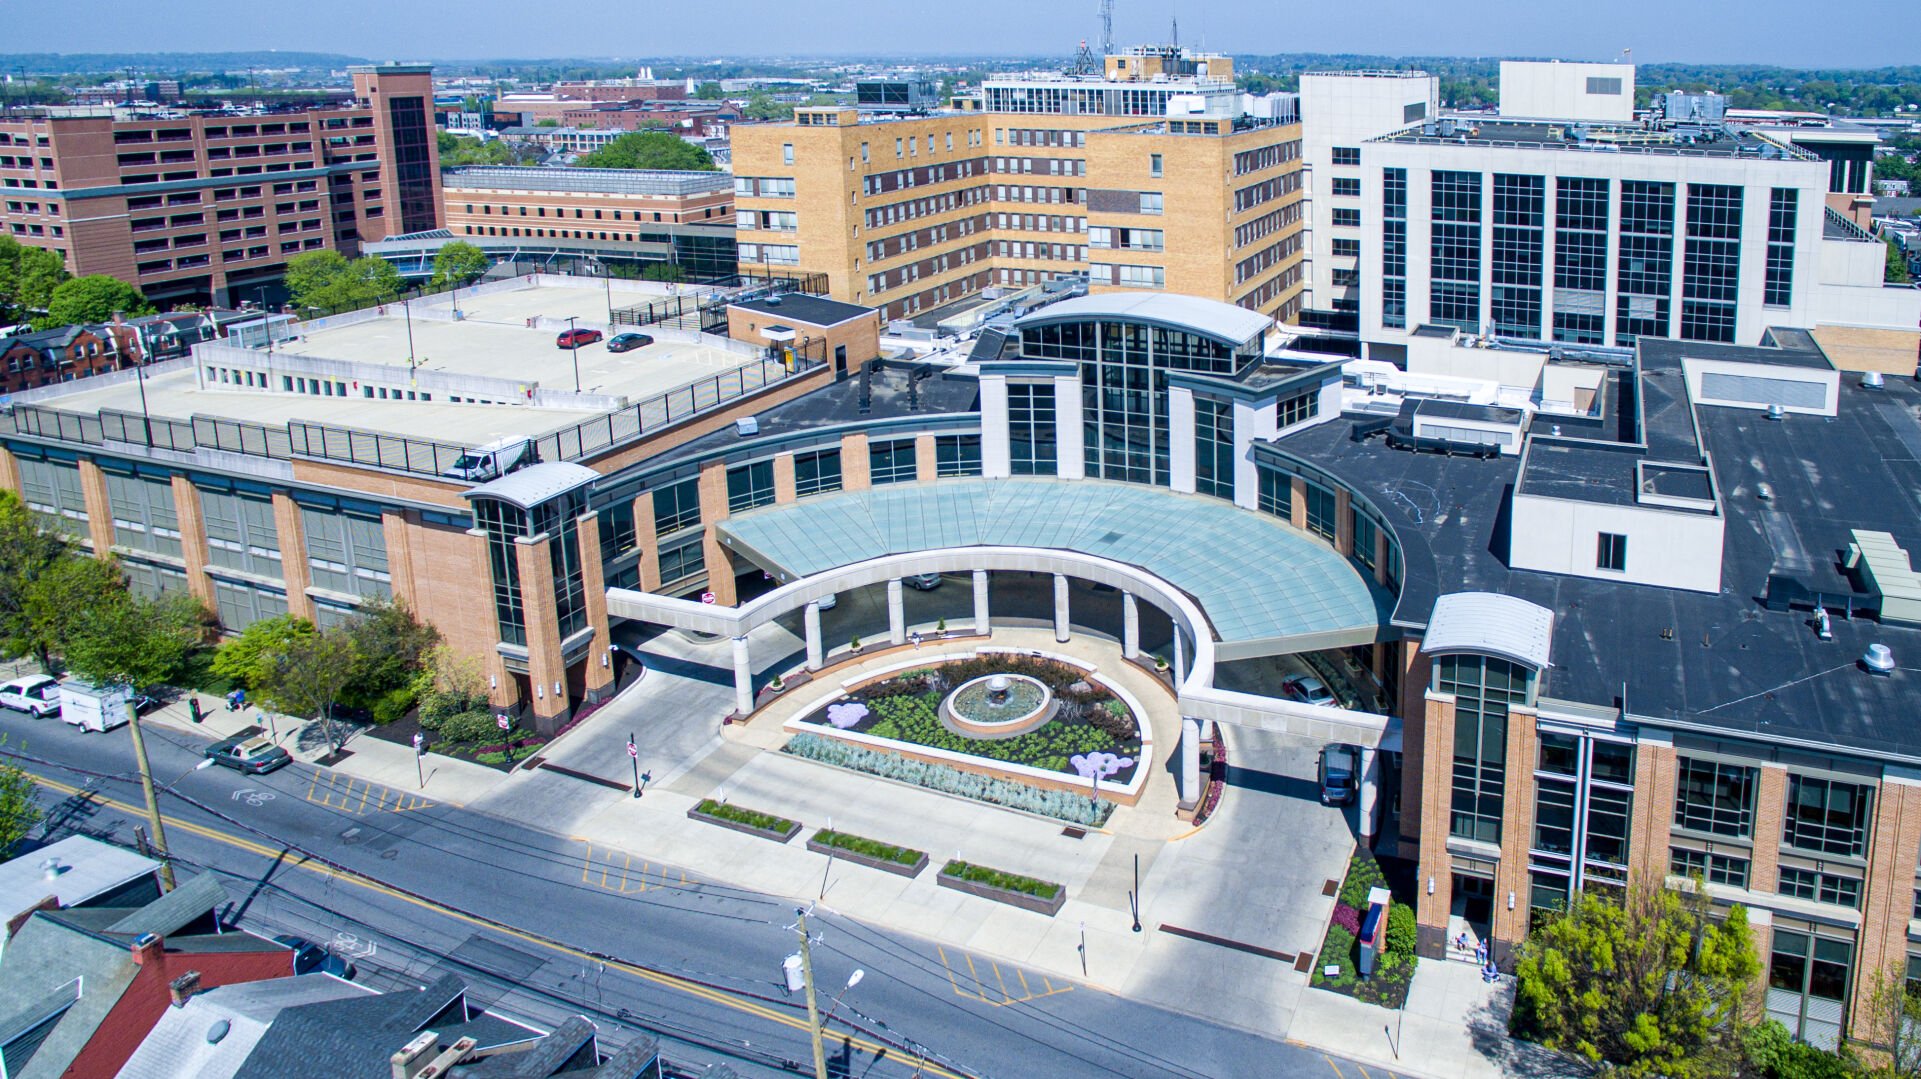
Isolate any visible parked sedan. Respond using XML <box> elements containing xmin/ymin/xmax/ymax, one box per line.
<box><xmin>905</xmin><ymin>573</ymin><xmax>944</xmax><ymax>591</ymax></box>
<box><xmin>274</xmin><ymin>935</ymin><xmax>357</xmax><ymax>980</ymax></box>
<box><xmin>205</xmin><ymin>735</ymin><xmax>293</xmax><ymax>775</ymax></box>
<box><xmin>605</xmin><ymin>332</ymin><xmax>655</xmax><ymax>353</ymax></box>
<box><xmin>1282</xmin><ymin>675</ymin><xmax>1337</xmax><ymax>707</ymax></box>
<box><xmin>0</xmin><ymin>675</ymin><xmax>61</xmax><ymax>718</ymax></box>
<box><xmin>555</xmin><ymin>327</ymin><xmax>603</xmax><ymax>349</ymax></box>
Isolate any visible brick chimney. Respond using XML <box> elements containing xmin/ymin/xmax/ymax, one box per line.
<box><xmin>130</xmin><ymin>932</ymin><xmax>163</xmax><ymax>966</ymax></box>
<box><xmin>168</xmin><ymin>970</ymin><xmax>201</xmax><ymax>1007</ymax></box>
<box><xmin>390</xmin><ymin>1031</ymin><xmax>438</xmax><ymax>1079</ymax></box>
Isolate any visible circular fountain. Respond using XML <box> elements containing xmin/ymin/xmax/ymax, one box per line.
<box><xmin>940</xmin><ymin>672</ymin><xmax>1057</xmax><ymax>738</ymax></box>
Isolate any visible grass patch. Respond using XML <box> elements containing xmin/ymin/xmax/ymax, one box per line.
<box><xmin>941</xmin><ymin>860</ymin><xmax>1061</xmax><ymax>900</ymax></box>
<box><xmin>812</xmin><ymin>830</ymin><xmax>923</xmax><ymax>866</ymax></box>
<box><xmin>695</xmin><ymin>799</ymin><xmax>794</xmax><ymax>834</ymax></box>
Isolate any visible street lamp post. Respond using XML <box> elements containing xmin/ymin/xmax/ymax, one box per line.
<box><xmin>403</xmin><ymin>293</ymin><xmax>416</xmax><ymax>372</ymax></box>
<box><xmin>565</xmin><ymin>315</ymin><xmax>582</xmax><ymax>392</ymax></box>
<box><xmin>627</xmin><ymin>733</ymin><xmax>641</xmax><ymax>798</ymax></box>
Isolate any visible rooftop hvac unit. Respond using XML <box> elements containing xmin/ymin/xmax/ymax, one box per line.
<box><xmin>1766</xmin><ymin>403</ymin><xmax>1786</xmax><ymax>421</ymax></box>
<box><xmin>1863</xmin><ymin>370</ymin><xmax>1886</xmax><ymax>390</ymax></box>
<box><xmin>1864</xmin><ymin>643</ymin><xmax>1896</xmax><ymax>676</ymax></box>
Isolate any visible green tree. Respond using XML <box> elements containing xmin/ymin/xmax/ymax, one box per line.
<box><xmin>575</xmin><ymin>130</ymin><xmax>716</xmax><ymax>171</ymax></box>
<box><xmin>17</xmin><ymin>555</ymin><xmax>124</xmax><ymax>675</ymax></box>
<box><xmin>1888</xmin><ymin>236</ymin><xmax>1913</xmax><ymax>284</ymax></box>
<box><xmin>436</xmin><ymin>131</ymin><xmax>517</xmax><ymax>167</ymax></box>
<box><xmin>428</xmin><ymin>241</ymin><xmax>490</xmax><ymax>290</ymax></box>
<box><xmin>694</xmin><ymin>81</ymin><xmax>724</xmax><ymax>100</ymax></box>
<box><xmin>742</xmin><ymin>90</ymin><xmax>789</xmax><ymax>121</ymax></box>
<box><xmin>209</xmin><ymin>613</ymin><xmax>314</xmax><ymax>692</ymax></box>
<box><xmin>640</xmin><ymin>261</ymin><xmax>685</xmax><ymax>283</ymax></box>
<box><xmin>0</xmin><ymin>737</ymin><xmax>42</xmax><ymax>856</ymax></box>
<box><xmin>1855</xmin><ymin>961</ymin><xmax>1921</xmax><ymax>1076</ymax></box>
<box><xmin>37</xmin><ymin>274</ymin><xmax>151</xmax><ymax>329</ymax></box>
<box><xmin>258</xmin><ymin>626</ymin><xmax>358</xmax><ymax>754</ymax></box>
<box><xmin>61</xmin><ymin>590</ymin><xmax>201</xmax><ymax>692</ymax></box>
<box><xmin>1514</xmin><ymin>885</ymin><xmax>1759</xmax><ymax>1078</ymax></box>
<box><xmin>339</xmin><ymin>597</ymin><xmax>439</xmax><ymax>714</ymax></box>
<box><xmin>0</xmin><ymin>236</ymin><xmax>71</xmax><ymax>326</ymax></box>
<box><xmin>283</xmin><ymin>251</ymin><xmax>404</xmax><ymax>313</ymax></box>
<box><xmin>0</xmin><ymin>492</ymin><xmax>76</xmax><ymax>673</ymax></box>
<box><xmin>1740</xmin><ymin>1020</ymin><xmax>1855</xmax><ymax>1078</ymax></box>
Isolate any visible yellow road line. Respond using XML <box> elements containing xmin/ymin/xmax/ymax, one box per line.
<box><xmin>991</xmin><ymin>962</ymin><xmax>1011</xmax><ymax>1003</ymax></box>
<box><xmin>29</xmin><ymin>773</ymin><xmax>965</xmax><ymax>1079</ymax></box>
<box><xmin>1325</xmin><ymin>1055</ymin><xmax>1346</xmax><ymax>1079</ymax></box>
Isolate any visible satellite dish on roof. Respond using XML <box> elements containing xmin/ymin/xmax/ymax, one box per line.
<box><xmin>207</xmin><ymin>1019</ymin><xmax>231</xmax><ymax>1044</ymax></box>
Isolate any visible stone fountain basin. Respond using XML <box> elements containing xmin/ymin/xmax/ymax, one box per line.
<box><xmin>938</xmin><ymin>673</ymin><xmax>1058</xmax><ymax>739</ymax></box>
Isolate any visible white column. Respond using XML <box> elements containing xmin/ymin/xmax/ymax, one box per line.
<box><xmin>1052</xmin><ymin>573</ymin><xmax>1070</xmax><ymax>643</ymax></box>
<box><xmin>1232</xmin><ymin>395</ymin><xmax>1281</xmax><ymax>511</ymax></box>
<box><xmin>1358</xmin><ymin>745</ymin><xmax>1381</xmax><ymax>842</ymax></box>
<box><xmin>972</xmin><ymin>570</ymin><xmax>990</xmax><ymax>636</ymax></box>
<box><xmin>1121</xmin><ymin>591</ymin><xmax>1140</xmax><ymax>660</ymax></box>
<box><xmin>1167</xmin><ymin>386</ymin><xmax>1197</xmax><ymax>495</ymax></box>
<box><xmin>731</xmin><ymin>636</ymin><xmax>753</xmax><ymax>715</ymax></box>
<box><xmin>887</xmin><ymin>577</ymin><xmax>906</xmax><ymax>646</ymax></box>
<box><xmin>1172</xmin><ymin>626</ymin><xmax>1186</xmax><ymax>683</ymax></box>
<box><xmin>980</xmin><ymin>374</ymin><xmax>1012</xmax><ymax>478</ymax></box>
<box><xmin>1179</xmin><ymin>717</ymin><xmax>1202</xmax><ymax>811</ymax></box>
<box><xmin>804</xmin><ymin>601</ymin><xmax>823</xmax><ymax>672</ymax></box>
<box><xmin>1054</xmin><ymin>374</ymin><xmax>1085</xmax><ymax>480</ymax></box>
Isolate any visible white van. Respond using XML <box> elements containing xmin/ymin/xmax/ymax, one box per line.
<box><xmin>59</xmin><ymin>680</ymin><xmax>134</xmax><ymax>733</ymax></box>
<box><xmin>442</xmin><ymin>437</ymin><xmax>534</xmax><ymax>483</ymax></box>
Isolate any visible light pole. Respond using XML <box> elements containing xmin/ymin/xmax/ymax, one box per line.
<box><xmin>403</xmin><ymin>293</ymin><xmax>416</xmax><ymax>372</ymax></box>
<box><xmin>627</xmin><ymin>733</ymin><xmax>641</xmax><ymax>798</ymax></box>
<box><xmin>565</xmin><ymin>315</ymin><xmax>582</xmax><ymax>392</ymax></box>
<box><xmin>115</xmin><ymin>312</ymin><xmax>155</xmax><ymax>447</ymax></box>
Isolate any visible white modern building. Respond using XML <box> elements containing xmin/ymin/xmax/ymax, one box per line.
<box><xmin>1298</xmin><ymin>71</ymin><xmax>1440</xmax><ymax>324</ymax></box>
<box><xmin>1498</xmin><ymin>60</ymin><xmax>1635</xmax><ymax>122</ymax></box>
<box><xmin>1356</xmin><ymin>117</ymin><xmax>1920</xmax><ymax>358</ymax></box>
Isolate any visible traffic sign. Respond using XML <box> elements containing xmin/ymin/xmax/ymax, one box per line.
<box><xmin>700</xmin><ymin>591</ymin><xmax>717</xmax><ymax>604</ymax></box>
<box><xmin>627</xmin><ymin>741</ymin><xmax>639</xmax><ymax>758</ymax></box>
<box><xmin>496</xmin><ymin>713</ymin><xmax>511</xmax><ymax>730</ymax></box>
<box><xmin>412</xmin><ymin>732</ymin><xmax>425</xmax><ymax>752</ymax></box>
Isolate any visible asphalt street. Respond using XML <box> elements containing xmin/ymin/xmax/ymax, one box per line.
<box><xmin>0</xmin><ymin>709</ymin><xmax>1406</xmax><ymax>1079</ymax></box>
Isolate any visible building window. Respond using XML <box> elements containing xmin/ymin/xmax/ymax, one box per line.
<box><xmin>1277</xmin><ymin>389</ymin><xmax>1320</xmax><ymax>429</ymax></box>
<box><xmin>1586</xmin><ymin>77</ymin><xmax>1623</xmax><ymax>96</ymax></box>
<box><xmin>1139</xmin><ymin>192</ymin><xmax>1163</xmax><ymax>215</ymax></box>
<box><xmin>1673</xmin><ymin>758</ymin><xmax>1756</xmax><ymax>837</ymax></box>
<box><xmin>1332</xmin><ymin>207</ymin><xmax>1361</xmax><ymax>228</ymax></box>
<box><xmin>1616</xmin><ymin>180</ymin><xmax>1675</xmax><ymax>346</ymax></box>
<box><xmin>1680</xmin><ymin>183</ymin><xmax>1743</xmax><ymax>343</ymax></box>
<box><xmin>596</xmin><ymin>499</ymin><xmax>638</xmax><ymax>558</ymax></box>
<box><xmin>474</xmin><ymin>498</ymin><xmax>527</xmax><ymax>647</ymax></box>
<box><xmin>1382</xmin><ymin>168</ymin><xmax>1407</xmax><ymax>330</ymax></box>
<box><xmin>726</xmin><ymin>460</ymin><xmax>776</xmax><ymax>513</ymax></box>
<box><xmin>1596</xmin><ymin>532</ymin><xmax>1627</xmax><ymax>572</ymax></box>
<box><xmin>1256</xmin><ymin>467</ymin><xmax>1291</xmax><ymax>518</ymax></box>
<box><xmin>1332</xmin><ymin>238</ymin><xmax>1360</xmax><ymax>258</ymax></box>
<box><xmin>1553</xmin><ymin>176</ymin><xmax>1609</xmax><ymax>344</ymax></box>
<box><xmin>656</xmin><ymin>540</ymin><xmax>704</xmax><ymax>586</ymax></box>
<box><xmin>1332</xmin><ymin>147</ymin><xmax>1360</xmax><ymax>166</ymax></box>
<box><xmin>869</xmin><ymin>440</ymin><xmax>918</xmax><ymax>484</ymax></box>
<box><xmin>1440</xmin><ymin>654</ymin><xmax>1534</xmax><ymax>844</ymax></box>
<box><xmin>1765</xmin><ymin>187</ymin><xmax>1797</xmax><ymax>307</ymax></box>
<box><xmin>1007</xmin><ymin>382</ymin><xmax>1057</xmax><ymax>476</ymax></box>
<box><xmin>1304</xmin><ymin>482</ymin><xmax>1337</xmax><ymax>541</ymax></box>
<box><xmin>1777</xmin><ymin>867</ymin><xmax>1862</xmax><ymax>909</ymax></box>
<box><xmin>1150</xmin><ymin>153</ymin><xmax>1163</xmax><ymax>178</ymax></box>
<box><xmin>1331</xmin><ymin>177</ymin><xmax>1361</xmax><ymax>198</ymax></box>
<box><xmin>1193</xmin><ymin>398</ymin><xmax>1235</xmax><ymax>499</ymax></box>
<box><xmin>652</xmin><ymin>477</ymin><xmax>700</xmax><ymax>535</ymax></box>
<box><xmin>935</xmin><ymin>435</ymin><xmax>982</xmax><ymax>477</ymax></box>
<box><xmin>794</xmin><ymin>449</ymin><xmax>842</xmax><ymax>496</ymax></box>
<box><xmin>1782</xmin><ymin>776</ymin><xmax>1873</xmax><ymax>858</ymax></box>
<box><xmin>1767</xmin><ymin>931</ymin><xmax>1852</xmax><ymax>1050</ymax></box>
<box><xmin>781</xmin><ymin>143</ymin><xmax>794</xmax><ymax>166</ymax></box>
<box><xmin>301</xmin><ymin>504</ymin><xmax>391</xmax><ymax>600</ymax></box>
<box><xmin>1491</xmin><ymin>174</ymin><xmax>1545</xmax><ymax>339</ymax></box>
<box><xmin>200</xmin><ymin>487</ymin><xmax>282</xmax><ymax>579</ymax></box>
<box><xmin>1670</xmin><ymin>847</ymin><xmax>1750</xmax><ymax>888</ymax></box>
<box><xmin>1430</xmin><ymin>170</ymin><xmax>1482</xmax><ymax>333</ymax></box>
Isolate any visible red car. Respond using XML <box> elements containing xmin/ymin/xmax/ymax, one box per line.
<box><xmin>556</xmin><ymin>328</ymin><xmax>603</xmax><ymax>348</ymax></box>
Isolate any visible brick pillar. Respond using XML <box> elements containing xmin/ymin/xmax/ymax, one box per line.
<box><xmin>381</xmin><ymin>509</ymin><xmax>417</xmax><ymax>607</ymax></box>
<box><xmin>514</xmin><ymin>534</ymin><xmax>567</xmax><ymax>734</ymax></box>
<box><xmin>842</xmin><ymin>433</ymin><xmax>872</xmax><ymax>490</ymax></box>
<box><xmin>76</xmin><ymin>458</ymin><xmax>113</xmax><ymax>555</ymax></box>
<box><xmin>271</xmin><ymin>492</ymin><xmax>315</xmax><ymax>622</ymax></box>
<box><xmin>0</xmin><ymin>445</ymin><xmax>20</xmax><ymax>495</ymax></box>
<box><xmin>1852</xmin><ymin>774</ymin><xmax>1921</xmax><ymax>1026</ymax></box>
<box><xmin>772</xmin><ymin>453</ymin><xmax>798</xmax><ymax>504</ymax></box>
<box><xmin>1374</xmin><ymin>529</ymin><xmax>1391</xmax><ymax>586</ymax></box>
<box><xmin>1627</xmin><ymin>738</ymin><xmax>1678</xmax><ymax>893</ymax></box>
<box><xmin>633</xmin><ymin>491</ymin><xmax>661</xmax><ymax>592</ymax></box>
<box><xmin>1398</xmin><ymin>641</ymin><xmax>1432</xmax><ymax>843</ymax></box>
<box><xmin>170</xmin><ymin>474</ymin><xmax>216</xmax><ymax>608</ymax></box>
<box><xmin>915</xmin><ymin>433</ymin><xmax>938</xmax><ymax>482</ymax></box>
<box><xmin>1491</xmin><ymin>706</ymin><xmax>1539</xmax><ymax>953</ymax></box>
<box><xmin>1334</xmin><ymin>487</ymin><xmax>1354</xmax><ymax>557</ymax></box>
<box><xmin>1416</xmin><ymin>691</ymin><xmax>1457</xmax><ymax>958</ymax></box>
<box><xmin>1750</xmin><ymin>764</ymin><xmax>1789</xmax><ymax>894</ymax></box>
<box><xmin>696</xmin><ymin>462</ymin><xmax>734</xmax><ymax>605</ymax></box>
<box><xmin>1289</xmin><ymin>476</ymin><xmax>1308</xmax><ymax>532</ymax></box>
<box><xmin>576</xmin><ymin>510</ymin><xmax>614</xmax><ymax>701</ymax></box>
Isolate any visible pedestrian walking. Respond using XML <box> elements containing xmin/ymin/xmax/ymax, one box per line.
<box><xmin>189</xmin><ymin>696</ymin><xmax>203</xmax><ymax>724</ymax></box>
<box><xmin>910</xmin><ymin>631</ymin><xmax>923</xmax><ymax>650</ymax></box>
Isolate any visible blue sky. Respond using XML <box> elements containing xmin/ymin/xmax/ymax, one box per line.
<box><xmin>12</xmin><ymin>0</ymin><xmax>1915</xmax><ymax>68</ymax></box>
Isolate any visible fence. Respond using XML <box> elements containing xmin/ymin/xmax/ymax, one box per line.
<box><xmin>609</xmin><ymin>271</ymin><xmax>829</xmax><ymax>334</ymax></box>
<box><xmin>532</xmin><ymin>353</ymin><xmax>822</xmax><ymax>464</ymax></box>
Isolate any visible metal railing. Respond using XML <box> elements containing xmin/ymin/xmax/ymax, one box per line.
<box><xmin>609</xmin><ymin>271</ymin><xmax>830</xmax><ymax>334</ymax></box>
<box><xmin>531</xmin><ymin>352</ymin><xmax>823</xmax><ymax>464</ymax></box>
<box><xmin>288</xmin><ymin>421</ymin><xmax>471</xmax><ymax>476</ymax></box>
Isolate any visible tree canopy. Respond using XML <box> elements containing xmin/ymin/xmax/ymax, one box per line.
<box><xmin>575</xmin><ymin>131</ymin><xmax>716</xmax><ymax>171</ymax></box>
<box><xmin>0</xmin><ymin>236</ymin><xmax>71</xmax><ymax>327</ymax></box>
<box><xmin>428</xmin><ymin>241</ymin><xmax>490</xmax><ymax>290</ymax></box>
<box><xmin>283</xmin><ymin>251</ymin><xmax>405</xmax><ymax>314</ymax></box>
<box><xmin>1514</xmin><ymin>886</ymin><xmax>1759</xmax><ymax>1078</ymax></box>
<box><xmin>39</xmin><ymin>274</ymin><xmax>151</xmax><ymax>330</ymax></box>
<box><xmin>436</xmin><ymin>130</ymin><xmax>521</xmax><ymax>167</ymax></box>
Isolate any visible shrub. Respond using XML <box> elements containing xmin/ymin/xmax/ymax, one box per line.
<box><xmin>809</xmin><ymin>688</ymin><xmax>1139</xmax><ymax>776</ymax></box>
<box><xmin>783</xmin><ymin>733</ymin><xmax>1114</xmax><ymax>826</ymax></box>
<box><xmin>1314</xmin><ymin>924</ymin><xmax>1359</xmax><ymax>987</ymax></box>
<box><xmin>942</xmin><ymin>860</ymin><xmax>1060</xmax><ymax>899</ymax></box>
<box><xmin>437</xmin><ymin>709</ymin><xmax>500</xmax><ymax>745</ymax></box>
<box><xmin>1337</xmin><ymin>851</ymin><xmax>1389</xmax><ymax>910</ymax></box>
<box><xmin>1331</xmin><ymin>903</ymin><xmax>1362</xmax><ymax>936</ymax></box>
<box><xmin>695</xmin><ymin>799</ymin><xmax>793</xmax><ymax>833</ymax></box>
<box><xmin>1386</xmin><ymin>903</ymin><xmax>1418</xmax><ymax>959</ymax></box>
<box><xmin>210</xmin><ymin>614</ymin><xmax>314</xmax><ymax>690</ymax></box>
<box><xmin>476</xmin><ymin>750</ymin><xmax>510</xmax><ymax>765</ymax></box>
<box><xmin>812</xmin><ymin>829</ymin><xmax>922</xmax><ymax>865</ymax></box>
<box><xmin>369</xmin><ymin>685</ymin><xmax>417</xmax><ymax>725</ymax></box>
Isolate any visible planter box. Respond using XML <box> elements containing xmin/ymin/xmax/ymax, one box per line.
<box><xmin>806</xmin><ymin>836</ymin><xmax>928</xmax><ymax>878</ymax></box>
<box><xmin>937</xmin><ymin>870</ymin><xmax>1066</xmax><ymax>916</ymax></box>
<box><xmin>686</xmin><ymin>806</ymin><xmax>800</xmax><ymax>844</ymax></box>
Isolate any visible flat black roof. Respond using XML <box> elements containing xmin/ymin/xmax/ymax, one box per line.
<box><xmin>1377</xmin><ymin>119</ymin><xmax>1796</xmax><ymax>160</ymax></box>
<box><xmin>730</xmin><ymin>295</ymin><xmax>875</xmax><ymax>328</ymax></box>
<box><xmin>1273</xmin><ymin>335</ymin><xmax>1921</xmax><ymax>762</ymax></box>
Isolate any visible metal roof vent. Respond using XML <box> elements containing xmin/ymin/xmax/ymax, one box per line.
<box><xmin>1550</xmin><ymin>424</ymin><xmax>1562</xmax><ymax>437</ymax></box>
<box><xmin>1863</xmin><ymin>370</ymin><xmax>1885</xmax><ymax>390</ymax></box>
<box><xmin>735</xmin><ymin>417</ymin><xmax>759</xmax><ymax>437</ymax></box>
<box><xmin>1756</xmin><ymin>482</ymin><xmax>1774</xmax><ymax>501</ymax></box>
<box><xmin>1766</xmin><ymin>403</ymin><xmax>1785</xmax><ymax>421</ymax></box>
<box><xmin>206</xmin><ymin>1019</ymin><xmax>230</xmax><ymax>1044</ymax></box>
<box><xmin>1864</xmin><ymin>643</ymin><xmax>1895</xmax><ymax>676</ymax></box>
<box><xmin>39</xmin><ymin>858</ymin><xmax>64</xmax><ymax>881</ymax></box>
<box><xmin>763</xmin><ymin>294</ymin><xmax>783</xmax><ymax>307</ymax></box>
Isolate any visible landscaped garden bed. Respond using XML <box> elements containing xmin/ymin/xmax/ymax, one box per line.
<box><xmin>938</xmin><ymin>859</ymin><xmax>1065</xmax><ymax>916</ymax></box>
<box><xmin>806</xmin><ymin>829</ymin><xmax>927</xmax><ymax>878</ymax></box>
<box><xmin>796</xmin><ymin>654</ymin><xmax>1144</xmax><ymax>785</ymax></box>
<box><xmin>687</xmin><ymin>799</ymin><xmax>801</xmax><ymax>843</ymax></box>
<box><xmin>783</xmin><ymin>732</ymin><xmax>1115</xmax><ymax>827</ymax></box>
<box><xmin>1310</xmin><ymin>849</ymin><xmax>1417</xmax><ymax>1009</ymax></box>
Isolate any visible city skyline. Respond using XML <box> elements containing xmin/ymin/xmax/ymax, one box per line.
<box><xmin>8</xmin><ymin>0</ymin><xmax>1918</xmax><ymax>69</ymax></box>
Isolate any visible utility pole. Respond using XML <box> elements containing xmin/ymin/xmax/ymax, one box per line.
<box><xmin>795</xmin><ymin>909</ymin><xmax>828</xmax><ymax>1079</ymax></box>
<box><xmin>125</xmin><ymin>712</ymin><xmax>176</xmax><ymax>891</ymax></box>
